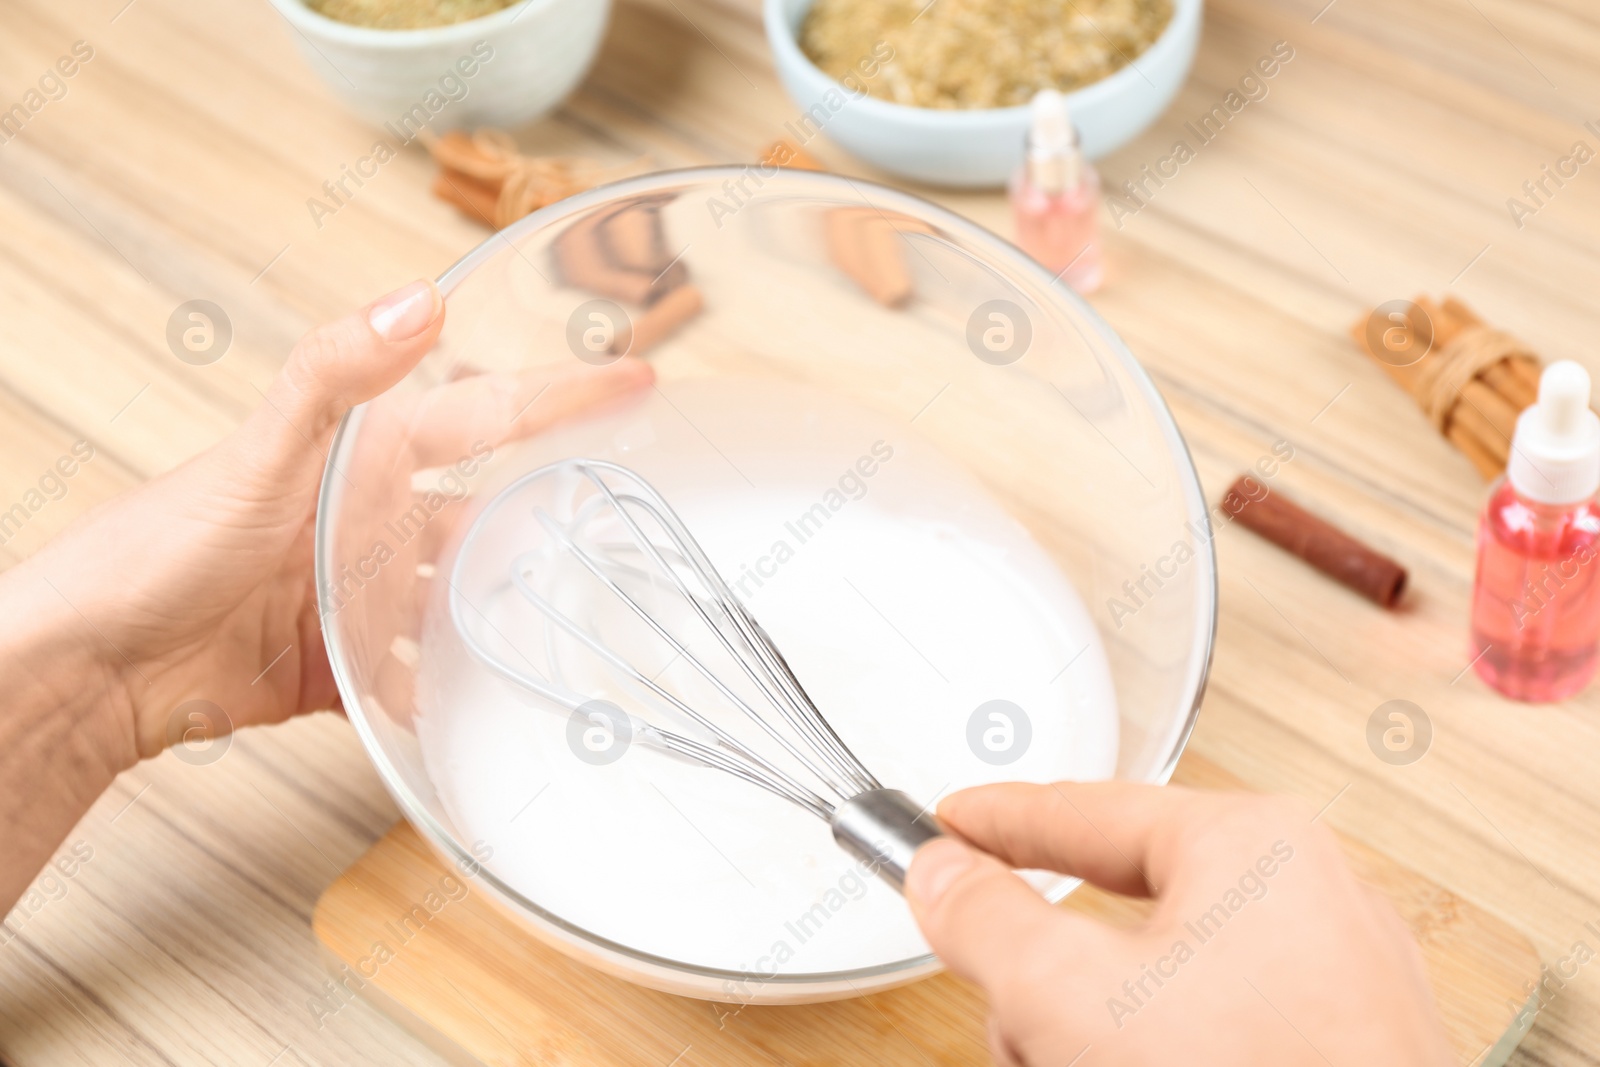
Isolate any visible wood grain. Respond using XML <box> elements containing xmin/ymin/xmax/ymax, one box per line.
<box><xmin>2</xmin><ymin>0</ymin><xmax>1599</xmax><ymax>1064</ymax></box>
<box><xmin>310</xmin><ymin>754</ymin><xmax>1541</xmax><ymax>1067</ymax></box>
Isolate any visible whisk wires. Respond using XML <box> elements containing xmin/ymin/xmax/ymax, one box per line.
<box><xmin>449</xmin><ymin>459</ymin><xmax>882</xmax><ymax>822</ymax></box>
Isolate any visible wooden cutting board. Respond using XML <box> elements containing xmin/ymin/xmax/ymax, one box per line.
<box><xmin>313</xmin><ymin>755</ymin><xmax>1540</xmax><ymax>1066</ymax></box>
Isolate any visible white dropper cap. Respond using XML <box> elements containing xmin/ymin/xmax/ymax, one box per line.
<box><xmin>1507</xmin><ymin>360</ymin><xmax>1600</xmax><ymax>504</ymax></box>
<box><xmin>1026</xmin><ymin>89</ymin><xmax>1080</xmax><ymax>193</ymax></box>
<box><xmin>1028</xmin><ymin>90</ymin><xmax>1073</xmax><ymax>156</ymax></box>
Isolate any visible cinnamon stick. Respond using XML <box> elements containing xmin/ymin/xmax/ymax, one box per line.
<box><xmin>610</xmin><ymin>284</ymin><xmax>703</xmax><ymax>357</ymax></box>
<box><xmin>544</xmin><ymin>192</ymin><xmax>702</xmax><ymax>356</ymax></box>
<box><xmin>823</xmin><ymin>206</ymin><xmax>937</xmax><ymax>308</ymax></box>
<box><xmin>1482</xmin><ymin>360</ymin><xmax>1536</xmax><ymax>410</ymax></box>
<box><xmin>1450</xmin><ymin>388</ymin><xmax>1512</xmax><ymax>458</ymax></box>
<box><xmin>601</xmin><ymin>202</ymin><xmax>669</xmax><ymax>274</ymax></box>
<box><xmin>1446</xmin><ymin>424</ymin><xmax>1503</xmax><ymax>480</ymax></box>
<box><xmin>1460</xmin><ymin>378</ymin><xmax>1520</xmax><ymax>442</ymax></box>
<box><xmin>554</xmin><ymin>215</ymin><xmax>652</xmax><ymax>304</ymax></box>
<box><xmin>762</xmin><ymin>138</ymin><xmax>822</xmax><ymax>171</ymax></box>
<box><xmin>431</xmin><ymin>169</ymin><xmax>501</xmax><ymax>225</ymax></box>
<box><xmin>1223</xmin><ymin>476</ymin><xmax>1408</xmax><ymax>609</ymax></box>
<box><xmin>554</xmin><ymin>203</ymin><xmax>686</xmax><ymax>307</ymax></box>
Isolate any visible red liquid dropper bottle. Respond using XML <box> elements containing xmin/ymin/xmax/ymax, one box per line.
<box><xmin>1471</xmin><ymin>360</ymin><xmax>1600</xmax><ymax>701</ymax></box>
<box><xmin>1010</xmin><ymin>89</ymin><xmax>1103</xmax><ymax>294</ymax></box>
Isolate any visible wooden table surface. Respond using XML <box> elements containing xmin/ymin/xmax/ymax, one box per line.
<box><xmin>2</xmin><ymin>0</ymin><xmax>1599</xmax><ymax>1064</ymax></box>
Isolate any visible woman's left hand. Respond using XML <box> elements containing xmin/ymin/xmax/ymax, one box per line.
<box><xmin>3</xmin><ymin>278</ymin><xmax>652</xmax><ymax>770</ymax></box>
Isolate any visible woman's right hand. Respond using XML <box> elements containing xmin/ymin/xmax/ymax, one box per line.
<box><xmin>905</xmin><ymin>781</ymin><xmax>1454</xmax><ymax>1066</ymax></box>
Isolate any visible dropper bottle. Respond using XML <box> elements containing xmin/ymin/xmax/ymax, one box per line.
<box><xmin>1009</xmin><ymin>89</ymin><xmax>1103</xmax><ymax>293</ymax></box>
<box><xmin>1471</xmin><ymin>360</ymin><xmax>1600</xmax><ymax>701</ymax></box>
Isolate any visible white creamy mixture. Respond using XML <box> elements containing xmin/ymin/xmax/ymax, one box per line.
<box><xmin>415</xmin><ymin>388</ymin><xmax>1119</xmax><ymax>980</ymax></box>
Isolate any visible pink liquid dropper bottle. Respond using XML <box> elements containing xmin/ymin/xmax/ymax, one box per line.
<box><xmin>1010</xmin><ymin>89</ymin><xmax>1103</xmax><ymax>294</ymax></box>
<box><xmin>1471</xmin><ymin>360</ymin><xmax>1600</xmax><ymax>701</ymax></box>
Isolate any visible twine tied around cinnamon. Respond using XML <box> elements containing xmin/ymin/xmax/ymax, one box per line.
<box><xmin>424</xmin><ymin>129</ymin><xmax>638</xmax><ymax>230</ymax></box>
<box><xmin>1412</xmin><ymin>324</ymin><xmax>1539</xmax><ymax>432</ymax></box>
<box><xmin>1352</xmin><ymin>296</ymin><xmax>1543</xmax><ymax>479</ymax></box>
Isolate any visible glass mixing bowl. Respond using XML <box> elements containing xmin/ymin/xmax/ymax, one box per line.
<box><xmin>315</xmin><ymin>167</ymin><xmax>1216</xmax><ymax>1003</ymax></box>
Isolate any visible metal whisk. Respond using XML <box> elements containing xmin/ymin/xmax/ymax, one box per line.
<box><xmin>447</xmin><ymin>458</ymin><xmax>942</xmax><ymax>890</ymax></box>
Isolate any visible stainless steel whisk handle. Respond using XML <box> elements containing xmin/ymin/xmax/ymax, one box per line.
<box><xmin>830</xmin><ymin>789</ymin><xmax>945</xmax><ymax>893</ymax></box>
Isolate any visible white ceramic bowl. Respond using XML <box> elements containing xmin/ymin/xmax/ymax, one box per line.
<box><xmin>266</xmin><ymin>0</ymin><xmax>611</xmax><ymax>131</ymax></box>
<box><xmin>764</xmin><ymin>0</ymin><xmax>1202</xmax><ymax>187</ymax></box>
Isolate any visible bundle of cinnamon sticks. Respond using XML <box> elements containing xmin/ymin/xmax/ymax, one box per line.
<box><xmin>1350</xmin><ymin>296</ymin><xmax>1543</xmax><ymax>479</ymax></box>
<box><xmin>426</xmin><ymin>129</ymin><xmax>635</xmax><ymax>230</ymax></box>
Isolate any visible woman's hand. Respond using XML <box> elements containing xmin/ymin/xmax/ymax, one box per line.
<box><xmin>0</xmin><ymin>279</ymin><xmax>652</xmax><ymax>910</ymax></box>
<box><xmin>905</xmin><ymin>781</ymin><xmax>1454</xmax><ymax>1066</ymax></box>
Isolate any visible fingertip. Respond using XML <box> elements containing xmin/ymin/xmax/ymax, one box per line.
<box><xmin>933</xmin><ymin>784</ymin><xmax>980</xmax><ymax>826</ymax></box>
<box><xmin>905</xmin><ymin>837</ymin><xmax>1066</xmax><ymax>992</ymax></box>
<box><xmin>606</xmin><ymin>354</ymin><xmax>656</xmax><ymax>389</ymax></box>
<box><xmin>368</xmin><ymin>279</ymin><xmax>443</xmax><ymax>342</ymax></box>
<box><xmin>933</xmin><ymin>790</ymin><xmax>964</xmax><ymax>823</ymax></box>
<box><xmin>936</xmin><ymin>781</ymin><xmax>1041</xmax><ymax>834</ymax></box>
<box><xmin>905</xmin><ymin>836</ymin><xmax>979</xmax><ymax>913</ymax></box>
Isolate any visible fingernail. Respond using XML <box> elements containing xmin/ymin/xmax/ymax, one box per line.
<box><xmin>906</xmin><ymin>838</ymin><xmax>976</xmax><ymax>908</ymax></box>
<box><xmin>368</xmin><ymin>280</ymin><xmax>439</xmax><ymax>341</ymax></box>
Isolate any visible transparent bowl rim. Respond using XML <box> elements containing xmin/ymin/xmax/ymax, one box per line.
<box><xmin>314</xmin><ymin>165</ymin><xmax>1218</xmax><ymax>989</ymax></box>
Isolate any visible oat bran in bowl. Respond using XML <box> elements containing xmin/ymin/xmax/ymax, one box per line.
<box><xmin>303</xmin><ymin>0</ymin><xmax>523</xmax><ymax>29</ymax></box>
<box><xmin>801</xmin><ymin>0</ymin><xmax>1174</xmax><ymax>111</ymax></box>
<box><xmin>268</xmin><ymin>0</ymin><xmax>611</xmax><ymax>131</ymax></box>
<box><xmin>763</xmin><ymin>0</ymin><xmax>1201</xmax><ymax>186</ymax></box>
